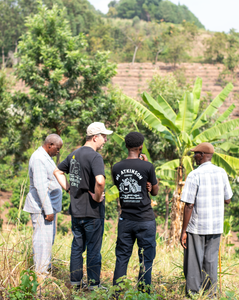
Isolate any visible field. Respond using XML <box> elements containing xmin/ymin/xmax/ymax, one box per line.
<box><xmin>0</xmin><ymin>217</ymin><xmax>239</xmax><ymax>300</ymax></box>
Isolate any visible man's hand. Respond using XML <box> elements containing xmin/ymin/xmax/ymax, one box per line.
<box><xmin>140</xmin><ymin>154</ymin><xmax>148</xmax><ymax>161</ymax></box>
<box><xmin>146</xmin><ymin>182</ymin><xmax>152</xmax><ymax>192</ymax></box>
<box><xmin>88</xmin><ymin>191</ymin><xmax>105</xmax><ymax>203</ymax></box>
<box><xmin>45</xmin><ymin>214</ymin><xmax>54</xmax><ymax>222</ymax></box>
<box><xmin>180</xmin><ymin>231</ymin><xmax>187</xmax><ymax>249</ymax></box>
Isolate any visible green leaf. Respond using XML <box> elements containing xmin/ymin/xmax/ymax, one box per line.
<box><xmin>223</xmin><ymin>220</ymin><xmax>230</xmax><ymax>235</ymax></box>
<box><xmin>156</xmin><ymin>94</ymin><xmax>177</xmax><ymax>123</ymax></box>
<box><xmin>159</xmin><ymin>159</ymin><xmax>180</xmax><ymax>170</ymax></box>
<box><xmin>176</xmin><ymin>92</ymin><xmax>194</xmax><ymax>133</ymax></box>
<box><xmin>219</xmin><ymin>142</ymin><xmax>239</xmax><ymax>153</ymax></box>
<box><xmin>180</xmin><ymin>131</ymin><xmax>191</xmax><ymax>145</ymax></box>
<box><xmin>124</xmin><ymin>95</ymin><xmax>175</xmax><ymax>142</ymax></box>
<box><xmin>183</xmin><ymin>156</ymin><xmax>193</xmax><ymax>175</ymax></box>
<box><xmin>191</xmin><ymin>82</ymin><xmax>234</xmax><ymax>131</ymax></box>
<box><xmin>156</xmin><ymin>168</ymin><xmax>176</xmax><ymax>180</ymax></box>
<box><xmin>192</xmin><ymin>77</ymin><xmax>202</xmax><ymax>120</ymax></box>
<box><xmin>142</xmin><ymin>92</ymin><xmax>179</xmax><ymax>132</ymax></box>
<box><xmin>193</xmin><ymin>118</ymin><xmax>239</xmax><ymax>144</ymax></box>
<box><xmin>211</xmin><ymin>152</ymin><xmax>238</xmax><ymax>178</ymax></box>
<box><xmin>215</xmin><ymin>104</ymin><xmax>236</xmax><ymax>125</ymax></box>
<box><xmin>220</xmin><ymin>128</ymin><xmax>239</xmax><ymax>140</ymax></box>
<box><xmin>105</xmin><ymin>185</ymin><xmax>119</xmax><ymax>202</ymax></box>
<box><xmin>111</xmin><ymin>133</ymin><xmax>128</xmax><ymax>155</ymax></box>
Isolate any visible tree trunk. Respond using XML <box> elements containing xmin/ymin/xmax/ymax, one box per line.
<box><xmin>132</xmin><ymin>45</ymin><xmax>138</xmax><ymax>65</ymax></box>
<box><xmin>168</xmin><ymin>164</ymin><xmax>185</xmax><ymax>245</ymax></box>
<box><xmin>155</xmin><ymin>49</ymin><xmax>162</xmax><ymax>64</ymax></box>
<box><xmin>164</xmin><ymin>187</ymin><xmax>171</xmax><ymax>239</ymax></box>
<box><xmin>2</xmin><ymin>47</ymin><xmax>5</xmax><ymax>69</ymax></box>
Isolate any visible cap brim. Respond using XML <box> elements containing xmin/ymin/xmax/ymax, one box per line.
<box><xmin>101</xmin><ymin>129</ymin><xmax>113</xmax><ymax>135</ymax></box>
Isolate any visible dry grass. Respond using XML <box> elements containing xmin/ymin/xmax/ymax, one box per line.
<box><xmin>0</xmin><ymin>221</ymin><xmax>239</xmax><ymax>299</ymax></box>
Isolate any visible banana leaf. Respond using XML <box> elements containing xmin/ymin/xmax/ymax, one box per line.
<box><xmin>191</xmin><ymin>82</ymin><xmax>234</xmax><ymax>132</ymax></box>
<box><xmin>159</xmin><ymin>159</ymin><xmax>180</xmax><ymax>170</ymax></box>
<box><xmin>192</xmin><ymin>77</ymin><xmax>202</xmax><ymax>120</ymax></box>
<box><xmin>220</xmin><ymin>128</ymin><xmax>239</xmax><ymax>140</ymax></box>
<box><xmin>125</xmin><ymin>95</ymin><xmax>175</xmax><ymax>142</ymax></box>
<box><xmin>156</xmin><ymin>168</ymin><xmax>176</xmax><ymax>180</ymax></box>
<box><xmin>215</xmin><ymin>104</ymin><xmax>235</xmax><ymax>125</ymax></box>
<box><xmin>183</xmin><ymin>156</ymin><xmax>194</xmax><ymax>175</ymax></box>
<box><xmin>105</xmin><ymin>185</ymin><xmax>119</xmax><ymax>202</ymax></box>
<box><xmin>176</xmin><ymin>92</ymin><xmax>194</xmax><ymax>134</ymax></box>
<box><xmin>193</xmin><ymin>118</ymin><xmax>239</xmax><ymax>144</ymax></box>
<box><xmin>211</xmin><ymin>152</ymin><xmax>238</xmax><ymax>178</ymax></box>
<box><xmin>156</xmin><ymin>94</ymin><xmax>177</xmax><ymax>123</ymax></box>
<box><xmin>219</xmin><ymin>142</ymin><xmax>239</xmax><ymax>153</ymax></box>
<box><xmin>142</xmin><ymin>92</ymin><xmax>179</xmax><ymax>133</ymax></box>
<box><xmin>111</xmin><ymin>133</ymin><xmax>128</xmax><ymax>155</ymax></box>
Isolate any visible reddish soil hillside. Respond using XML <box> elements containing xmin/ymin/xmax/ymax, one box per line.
<box><xmin>111</xmin><ymin>62</ymin><xmax>239</xmax><ymax>118</ymax></box>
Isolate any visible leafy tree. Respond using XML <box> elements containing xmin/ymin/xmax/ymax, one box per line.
<box><xmin>124</xmin><ymin>77</ymin><xmax>239</xmax><ymax>243</ymax></box>
<box><xmin>111</xmin><ymin>0</ymin><xmax>204</xmax><ymax>28</ymax></box>
<box><xmin>204</xmin><ymin>32</ymin><xmax>227</xmax><ymax>63</ymax></box>
<box><xmin>14</xmin><ymin>3</ymin><xmax>116</xmax><ymax>149</ymax></box>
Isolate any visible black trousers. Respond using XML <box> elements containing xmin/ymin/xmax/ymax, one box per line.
<box><xmin>113</xmin><ymin>218</ymin><xmax>156</xmax><ymax>289</ymax></box>
<box><xmin>184</xmin><ymin>232</ymin><xmax>221</xmax><ymax>295</ymax></box>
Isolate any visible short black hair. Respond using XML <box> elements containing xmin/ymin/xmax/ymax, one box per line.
<box><xmin>125</xmin><ymin>132</ymin><xmax>144</xmax><ymax>148</ymax></box>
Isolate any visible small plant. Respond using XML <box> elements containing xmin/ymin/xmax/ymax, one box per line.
<box><xmin>8</xmin><ymin>269</ymin><xmax>38</xmax><ymax>299</ymax></box>
<box><xmin>3</xmin><ymin>201</ymin><xmax>10</xmax><ymax>208</ymax></box>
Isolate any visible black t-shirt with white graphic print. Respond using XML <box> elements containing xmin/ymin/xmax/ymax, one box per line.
<box><xmin>112</xmin><ymin>159</ymin><xmax>157</xmax><ymax>221</ymax></box>
<box><xmin>58</xmin><ymin>146</ymin><xmax>105</xmax><ymax>218</ymax></box>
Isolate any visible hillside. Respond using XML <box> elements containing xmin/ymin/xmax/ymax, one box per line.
<box><xmin>111</xmin><ymin>62</ymin><xmax>239</xmax><ymax>117</ymax></box>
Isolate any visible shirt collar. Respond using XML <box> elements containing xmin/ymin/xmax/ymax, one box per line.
<box><xmin>197</xmin><ymin>161</ymin><xmax>212</xmax><ymax>169</ymax></box>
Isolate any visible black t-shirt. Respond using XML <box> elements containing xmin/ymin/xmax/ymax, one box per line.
<box><xmin>112</xmin><ymin>159</ymin><xmax>157</xmax><ymax>221</ymax></box>
<box><xmin>58</xmin><ymin>146</ymin><xmax>105</xmax><ymax>218</ymax></box>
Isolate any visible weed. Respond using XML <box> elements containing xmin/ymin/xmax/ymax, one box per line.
<box><xmin>8</xmin><ymin>269</ymin><xmax>38</xmax><ymax>299</ymax></box>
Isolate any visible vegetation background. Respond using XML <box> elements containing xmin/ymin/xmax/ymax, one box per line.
<box><xmin>1</xmin><ymin>0</ymin><xmax>239</xmax><ymax>299</ymax></box>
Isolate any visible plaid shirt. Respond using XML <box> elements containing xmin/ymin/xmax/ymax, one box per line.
<box><xmin>181</xmin><ymin>162</ymin><xmax>233</xmax><ymax>234</ymax></box>
<box><xmin>24</xmin><ymin>146</ymin><xmax>62</xmax><ymax>215</ymax></box>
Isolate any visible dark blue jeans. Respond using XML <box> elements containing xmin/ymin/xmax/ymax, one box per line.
<box><xmin>113</xmin><ymin>218</ymin><xmax>156</xmax><ymax>290</ymax></box>
<box><xmin>70</xmin><ymin>217</ymin><xmax>104</xmax><ymax>286</ymax></box>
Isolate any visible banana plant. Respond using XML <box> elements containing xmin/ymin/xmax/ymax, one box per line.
<box><xmin>124</xmin><ymin>77</ymin><xmax>239</xmax><ymax>243</ymax></box>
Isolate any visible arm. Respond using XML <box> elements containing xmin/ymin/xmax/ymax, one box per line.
<box><xmin>53</xmin><ymin>168</ymin><xmax>70</xmax><ymax>192</ymax></box>
<box><xmin>33</xmin><ymin>159</ymin><xmax>54</xmax><ymax>221</ymax></box>
<box><xmin>225</xmin><ymin>198</ymin><xmax>231</xmax><ymax>205</ymax></box>
<box><xmin>88</xmin><ymin>175</ymin><xmax>105</xmax><ymax>203</ymax></box>
<box><xmin>180</xmin><ymin>203</ymin><xmax>194</xmax><ymax>249</ymax></box>
<box><xmin>151</xmin><ymin>183</ymin><xmax>159</xmax><ymax>196</ymax></box>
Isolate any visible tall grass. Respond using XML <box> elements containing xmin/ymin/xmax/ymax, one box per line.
<box><xmin>0</xmin><ymin>220</ymin><xmax>239</xmax><ymax>299</ymax></box>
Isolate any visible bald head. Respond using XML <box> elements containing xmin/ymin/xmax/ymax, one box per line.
<box><xmin>43</xmin><ymin>134</ymin><xmax>63</xmax><ymax>157</ymax></box>
<box><xmin>44</xmin><ymin>134</ymin><xmax>63</xmax><ymax>145</ymax></box>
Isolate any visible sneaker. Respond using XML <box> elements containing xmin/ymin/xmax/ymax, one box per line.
<box><xmin>76</xmin><ymin>281</ymin><xmax>88</xmax><ymax>291</ymax></box>
<box><xmin>88</xmin><ymin>284</ymin><xmax>108</xmax><ymax>291</ymax></box>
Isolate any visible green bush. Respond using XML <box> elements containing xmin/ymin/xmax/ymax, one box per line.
<box><xmin>7</xmin><ymin>208</ymin><xmax>30</xmax><ymax>225</ymax></box>
<box><xmin>8</xmin><ymin>269</ymin><xmax>38</xmax><ymax>300</ymax></box>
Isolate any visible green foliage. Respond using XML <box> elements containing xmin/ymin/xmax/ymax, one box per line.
<box><xmin>111</xmin><ymin>0</ymin><xmax>204</xmax><ymax>28</ymax></box>
<box><xmin>7</xmin><ymin>207</ymin><xmax>30</xmax><ymax>224</ymax></box>
<box><xmin>8</xmin><ymin>269</ymin><xmax>38</xmax><ymax>300</ymax></box>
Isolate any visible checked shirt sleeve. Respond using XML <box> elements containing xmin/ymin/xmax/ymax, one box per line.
<box><xmin>32</xmin><ymin>159</ymin><xmax>54</xmax><ymax>215</ymax></box>
<box><xmin>181</xmin><ymin>173</ymin><xmax>198</xmax><ymax>204</ymax></box>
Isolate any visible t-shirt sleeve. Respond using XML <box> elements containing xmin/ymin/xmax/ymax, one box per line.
<box><xmin>181</xmin><ymin>173</ymin><xmax>198</xmax><ymax>204</ymax></box>
<box><xmin>92</xmin><ymin>154</ymin><xmax>105</xmax><ymax>177</ymax></box>
<box><xmin>223</xmin><ymin>171</ymin><xmax>233</xmax><ymax>200</ymax></box>
<box><xmin>58</xmin><ymin>155</ymin><xmax>70</xmax><ymax>174</ymax></box>
<box><xmin>148</xmin><ymin>164</ymin><xmax>158</xmax><ymax>185</ymax></box>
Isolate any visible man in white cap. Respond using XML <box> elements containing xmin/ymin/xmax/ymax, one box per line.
<box><xmin>180</xmin><ymin>142</ymin><xmax>232</xmax><ymax>297</ymax></box>
<box><xmin>54</xmin><ymin>122</ymin><xmax>112</xmax><ymax>290</ymax></box>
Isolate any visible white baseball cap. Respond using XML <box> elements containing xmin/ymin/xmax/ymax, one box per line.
<box><xmin>86</xmin><ymin>122</ymin><xmax>113</xmax><ymax>136</ymax></box>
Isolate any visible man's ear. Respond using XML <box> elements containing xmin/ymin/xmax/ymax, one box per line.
<box><xmin>139</xmin><ymin>145</ymin><xmax>143</xmax><ymax>151</ymax></box>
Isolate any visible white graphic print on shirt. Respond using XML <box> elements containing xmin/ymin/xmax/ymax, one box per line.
<box><xmin>69</xmin><ymin>156</ymin><xmax>82</xmax><ymax>187</ymax></box>
<box><xmin>116</xmin><ymin>169</ymin><xmax>143</xmax><ymax>203</ymax></box>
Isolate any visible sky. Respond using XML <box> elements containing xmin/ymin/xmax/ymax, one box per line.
<box><xmin>88</xmin><ymin>0</ymin><xmax>239</xmax><ymax>33</ymax></box>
